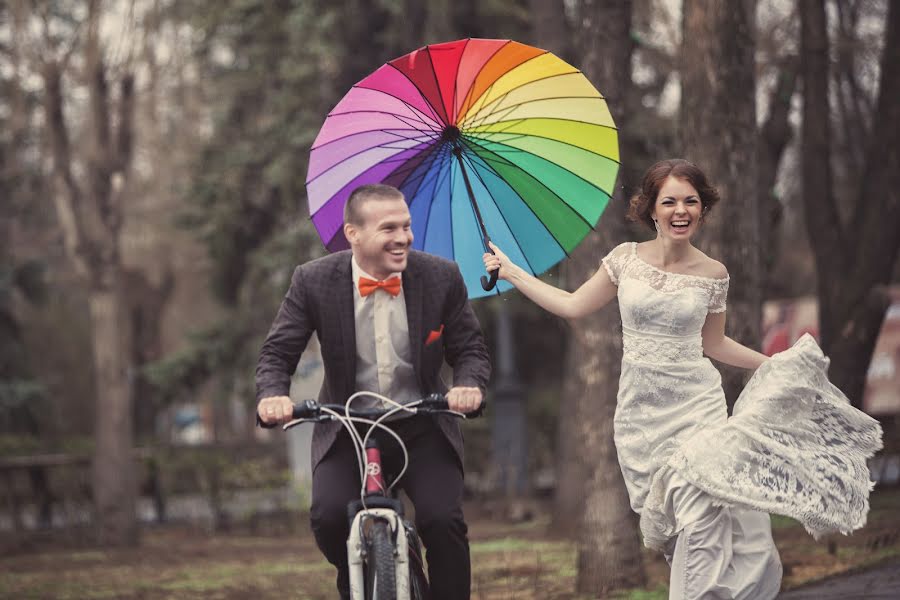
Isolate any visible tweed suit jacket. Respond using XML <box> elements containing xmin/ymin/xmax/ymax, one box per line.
<box><xmin>256</xmin><ymin>250</ymin><xmax>491</xmax><ymax>471</ymax></box>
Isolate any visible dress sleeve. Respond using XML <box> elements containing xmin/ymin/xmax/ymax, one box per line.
<box><xmin>708</xmin><ymin>277</ymin><xmax>729</xmax><ymax>313</ymax></box>
<box><xmin>600</xmin><ymin>242</ymin><xmax>633</xmax><ymax>286</ymax></box>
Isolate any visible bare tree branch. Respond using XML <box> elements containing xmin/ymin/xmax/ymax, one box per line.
<box><xmin>41</xmin><ymin>59</ymin><xmax>92</xmax><ymax>279</ymax></box>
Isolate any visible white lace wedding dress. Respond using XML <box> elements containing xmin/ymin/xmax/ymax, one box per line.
<box><xmin>602</xmin><ymin>242</ymin><xmax>883</xmax><ymax>600</ymax></box>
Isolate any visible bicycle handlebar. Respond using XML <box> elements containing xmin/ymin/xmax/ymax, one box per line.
<box><xmin>291</xmin><ymin>393</ymin><xmax>486</xmax><ymax>423</ymax></box>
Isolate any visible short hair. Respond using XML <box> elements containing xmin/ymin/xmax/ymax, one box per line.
<box><xmin>627</xmin><ymin>159</ymin><xmax>720</xmax><ymax>231</ymax></box>
<box><xmin>343</xmin><ymin>184</ymin><xmax>405</xmax><ymax>226</ymax></box>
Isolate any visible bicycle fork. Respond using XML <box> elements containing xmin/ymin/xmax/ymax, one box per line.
<box><xmin>347</xmin><ymin>509</ymin><xmax>410</xmax><ymax>599</ymax></box>
<box><xmin>348</xmin><ymin>437</ymin><xmax>411</xmax><ymax>599</ymax></box>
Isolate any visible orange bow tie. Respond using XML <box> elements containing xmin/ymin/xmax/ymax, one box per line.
<box><xmin>358</xmin><ymin>276</ymin><xmax>402</xmax><ymax>297</ymax></box>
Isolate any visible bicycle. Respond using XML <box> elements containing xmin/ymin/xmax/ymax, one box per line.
<box><xmin>282</xmin><ymin>391</ymin><xmax>483</xmax><ymax>600</ymax></box>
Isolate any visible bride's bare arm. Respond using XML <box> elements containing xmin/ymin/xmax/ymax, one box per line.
<box><xmin>484</xmin><ymin>242</ymin><xmax>617</xmax><ymax>319</ymax></box>
<box><xmin>701</xmin><ymin>311</ymin><xmax>769</xmax><ymax>369</ymax></box>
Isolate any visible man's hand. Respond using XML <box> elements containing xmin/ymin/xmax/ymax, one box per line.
<box><xmin>257</xmin><ymin>395</ymin><xmax>294</xmax><ymax>426</ymax></box>
<box><xmin>446</xmin><ymin>386</ymin><xmax>482</xmax><ymax>414</ymax></box>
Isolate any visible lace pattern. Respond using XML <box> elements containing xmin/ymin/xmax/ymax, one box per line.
<box><xmin>622</xmin><ymin>329</ymin><xmax>703</xmax><ymax>363</ymax></box>
<box><xmin>602</xmin><ymin>242</ymin><xmax>729</xmax><ymax>314</ymax></box>
<box><xmin>639</xmin><ymin>335</ymin><xmax>883</xmax><ymax>550</ymax></box>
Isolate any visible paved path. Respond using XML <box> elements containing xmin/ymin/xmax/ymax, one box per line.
<box><xmin>778</xmin><ymin>558</ymin><xmax>900</xmax><ymax>599</ymax></box>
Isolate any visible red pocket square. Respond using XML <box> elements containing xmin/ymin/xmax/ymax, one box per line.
<box><xmin>425</xmin><ymin>325</ymin><xmax>444</xmax><ymax>346</ymax></box>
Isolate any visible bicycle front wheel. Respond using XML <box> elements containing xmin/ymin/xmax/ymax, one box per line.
<box><xmin>364</xmin><ymin>519</ymin><xmax>397</xmax><ymax>600</ymax></box>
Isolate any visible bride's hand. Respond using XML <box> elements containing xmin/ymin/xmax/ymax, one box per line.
<box><xmin>483</xmin><ymin>241</ymin><xmax>514</xmax><ymax>281</ymax></box>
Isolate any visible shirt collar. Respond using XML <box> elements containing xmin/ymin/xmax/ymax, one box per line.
<box><xmin>351</xmin><ymin>255</ymin><xmax>401</xmax><ymax>288</ymax></box>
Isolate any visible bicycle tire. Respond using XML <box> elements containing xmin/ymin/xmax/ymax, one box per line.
<box><xmin>364</xmin><ymin>519</ymin><xmax>397</xmax><ymax>600</ymax></box>
<box><xmin>406</xmin><ymin>524</ymin><xmax>430</xmax><ymax>600</ymax></box>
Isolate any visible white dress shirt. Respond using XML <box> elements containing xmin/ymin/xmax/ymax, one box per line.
<box><xmin>351</xmin><ymin>257</ymin><xmax>421</xmax><ymax>411</ymax></box>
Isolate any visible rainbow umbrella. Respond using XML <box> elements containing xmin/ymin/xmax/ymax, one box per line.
<box><xmin>307</xmin><ymin>38</ymin><xmax>619</xmax><ymax>298</ymax></box>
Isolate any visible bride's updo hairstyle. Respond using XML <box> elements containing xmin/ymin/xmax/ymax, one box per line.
<box><xmin>627</xmin><ymin>159</ymin><xmax>720</xmax><ymax>231</ymax></box>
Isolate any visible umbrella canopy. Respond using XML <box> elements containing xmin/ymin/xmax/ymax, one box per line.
<box><xmin>307</xmin><ymin>38</ymin><xmax>619</xmax><ymax>298</ymax></box>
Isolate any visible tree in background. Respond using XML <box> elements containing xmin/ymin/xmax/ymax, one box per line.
<box><xmin>680</xmin><ymin>0</ymin><xmax>761</xmax><ymax>405</ymax></box>
<box><xmin>553</xmin><ymin>0</ymin><xmax>647</xmax><ymax>593</ymax></box>
<box><xmin>800</xmin><ymin>0</ymin><xmax>900</xmax><ymax>407</ymax></box>
<box><xmin>17</xmin><ymin>0</ymin><xmax>140</xmax><ymax>545</ymax></box>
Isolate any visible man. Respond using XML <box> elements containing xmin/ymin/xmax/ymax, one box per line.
<box><xmin>256</xmin><ymin>183</ymin><xmax>490</xmax><ymax>599</ymax></box>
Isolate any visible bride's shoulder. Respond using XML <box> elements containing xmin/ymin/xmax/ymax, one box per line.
<box><xmin>692</xmin><ymin>251</ymin><xmax>728</xmax><ymax>280</ymax></box>
<box><xmin>607</xmin><ymin>241</ymin><xmax>637</xmax><ymax>258</ymax></box>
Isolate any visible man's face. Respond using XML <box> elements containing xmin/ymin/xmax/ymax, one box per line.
<box><xmin>344</xmin><ymin>197</ymin><xmax>414</xmax><ymax>280</ymax></box>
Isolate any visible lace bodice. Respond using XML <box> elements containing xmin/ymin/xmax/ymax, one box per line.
<box><xmin>602</xmin><ymin>242</ymin><xmax>728</xmax><ymax>363</ymax></box>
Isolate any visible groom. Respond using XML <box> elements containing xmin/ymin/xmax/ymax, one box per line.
<box><xmin>255</xmin><ymin>183</ymin><xmax>490</xmax><ymax>600</ymax></box>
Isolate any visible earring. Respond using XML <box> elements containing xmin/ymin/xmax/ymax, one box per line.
<box><xmin>653</xmin><ymin>218</ymin><xmax>660</xmax><ymax>233</ymax></box>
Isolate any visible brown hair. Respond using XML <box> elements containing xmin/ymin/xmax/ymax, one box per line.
<box><xmin>627</xmin><ymin>159</ymin><xmax>720</xmax><ymax>231</ymax></box>
<box><xmin>343</xmin><ymin>184</ymin><xmax>405</xmax><ymax>226</ymax></box>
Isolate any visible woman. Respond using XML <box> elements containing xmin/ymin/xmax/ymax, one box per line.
<box><xmin>483</xmin><ymin>159</ymin><xmax>882</xmax><ymax>599</ymax></box>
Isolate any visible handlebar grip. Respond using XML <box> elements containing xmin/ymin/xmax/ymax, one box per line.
<box><xmin>292</xmin><ymin>399</ymin><xmax>320</xmax><ymax>419</ymax></box>
<box><xmin>420</xmin><ymin>393</ymin><xmax>486</xmax><ymax>419</ymax></box>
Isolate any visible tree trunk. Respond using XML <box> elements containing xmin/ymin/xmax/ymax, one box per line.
<box><xmin>529</xmin><ymin>0</ymin><xmax>571</xmax><ymax>59</ymax></box>
<box><xmin>681</xmin><ymin>0</ymin><xmax>761</xmax><ymax>407</ymax></box>
<box><xmin>125</xmin><ymin>268</ymin><xmax>174</xmax><ymax>439</ymax></box>
<box><xmin>568</xmin><ymin>0</ymin><xmax>645</xmax><ymax>593</ymax></box>
<box><xmin>90</xmin><ymin>275</ymin><xmax>138</xmax><ymax>545</ymax></box>
<box><xmin>800</xmin><ymin>0</ymin><xmax>900</xmax><ymax>406</ymax></box>
<box><xmin>38</xmin><ymin>0</ymin><xmax>140</xmax><ymax>545</ymax></box>
<box><xmin>530</xmin><ymin>0</ymin><xmax>585</xmax><ymax>536</ymax></box>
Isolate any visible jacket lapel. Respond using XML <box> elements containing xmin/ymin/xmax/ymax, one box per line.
<box><xmin>331</xmin><ymin>253</ymin><xmax>357</xmax><ymax>391</ymax></box>
<box><xmin>403</xmin><ymin>254</ymin><xmax>424</xmax><ymax>377</ymax></box>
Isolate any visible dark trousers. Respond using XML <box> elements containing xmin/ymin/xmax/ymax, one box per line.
<box><xmin>310</xmin><ymin>416</ymin><xmax>470</xmax><ymax>600</ymax></box>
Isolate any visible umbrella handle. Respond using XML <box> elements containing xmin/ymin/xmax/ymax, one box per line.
<box><xmin>481</xmin><ymin>269</ymin><xmax>499</xmax><ymax>291</ymax></box>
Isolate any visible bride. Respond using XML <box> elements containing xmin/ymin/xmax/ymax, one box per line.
<box><xmin>483</xmin><ymin>159</ymin><xmax>883</xmax><ymax>599</ymax></box>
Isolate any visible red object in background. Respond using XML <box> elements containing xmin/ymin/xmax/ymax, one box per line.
<box><xmin>762</xmin><ymin>325</ymin><xmax>791</xmax><ymax>356</ymax></box>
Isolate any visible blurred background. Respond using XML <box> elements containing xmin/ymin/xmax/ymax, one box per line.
<box><xmin>1</xmin><ymin>0</ymin><xmax>898</xmax><ymax>597</ymax></box>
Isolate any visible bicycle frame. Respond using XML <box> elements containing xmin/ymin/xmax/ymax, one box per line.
<box><xmin>283</xmin><ymin>391</ymin><xmax>481</xmax><ymax>600</ymax></box>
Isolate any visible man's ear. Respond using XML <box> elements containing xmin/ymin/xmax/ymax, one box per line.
<box><xmin>344</xmin><ymin>222</ymin><xmax>356</xmax><ymax>245</ymax></box>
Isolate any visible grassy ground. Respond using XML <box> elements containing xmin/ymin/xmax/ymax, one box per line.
<box><xmin>1</xmin><ymin>488</ymin><xmax>898</xmax><ymax>599</ymax></box>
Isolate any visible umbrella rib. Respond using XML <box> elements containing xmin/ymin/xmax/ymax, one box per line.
<box><xmin>329</xmin><ymin>100</ymin><xmax>441</xmax><ymax>134</ymax></box>
<box><xmin>424</xmin><ymin>45</ymin><xmax>451</xmax><ymax>126</ymax></box>
<box><xmin>455</xmin><ymin>40</ymin><xmax>513</xmax><ymax>124</ymax></box>
<box><xmin>449</xmin><ymin>38</ymin><xmax>470</xmax><ymax>124</ymax></box>
<box><xmin>382</xmin><ymin>63</ymin><xmax>447</xmax><ymax>125</ymax></box>
<box><xmin>311</xmin><ymin>141</ymin><xmax>442</xmax><ymax>195</ymax></box>
<box><xmin>321</xmin><ymin>109</ymin><xmax>442</xmax><ymax>138</ymax></box>
<box><xmin>351</xmin><ymin>84</ymin><xmax>447</xmax><ymax>131</ymax></box>
<box><xmin>395</xmin><ymin>142</ymin><xmax>450</xmax><ymax>210</ymax></box>
<box><xmin>460</xmin><ymin>70</ymin><xmax>591</xmax><ymax>127</ymax></box>
<box><xmin>457</xmin><ymin>149</ymin><xmax>545</xmax><ymax>277</ymax></box>
<box><xmin>462</xmin><ymin>133</ymin><xmax>616</xmax><ymax>204</ymax></box>
<box><xmin>464</xmin><ymin>102</ymin><xmax>618</xmax><ymax>133</ymax></box>
<box><xmin>307</xmin><ymin>133</ymin><xmax>438</xmax><ymax>187</ymax></box>
<box><xmin>459</xmin><ymin>134</ymin><xmax>600</xmax><ymax>233</ymax></box>
<box><xmin>419</xmin><ymin>150</ymin><xmax>454</xmax><ymax>254</ymax></box>
<box><xmin>466</xmin><ymin>114</ymin><xmax>619</xmax><ymax>136</ymax></box>
<box><xmin>446</xmin><ymin>147</ymin><xmax>456</xmax><ymax>260</ymax></box>
<box><xmin>456</xmin><ymin>42</ymin><xmax>542</xmax><ymax>123</ymax></box>
<box><xmin>465</xmin><ymin>128</ymin><xmax>622</xmax><ymax>166</ymax></box>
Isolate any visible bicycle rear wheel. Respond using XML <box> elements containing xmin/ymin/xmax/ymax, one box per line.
<box><xmin>364</xmin><ymin>519</ymin><xmax>397</xmax><ymax>600</ymax></box>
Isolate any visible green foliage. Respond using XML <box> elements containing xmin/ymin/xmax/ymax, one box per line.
<box><xmin>611</xmin><ymin>584</ymin><xmax>669</xmax><ymax>600</ymax></box>
<box><xmin>142</xmin><ymin>318</ymin><xmax>252</xmax><ymax>405</ymax></box>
